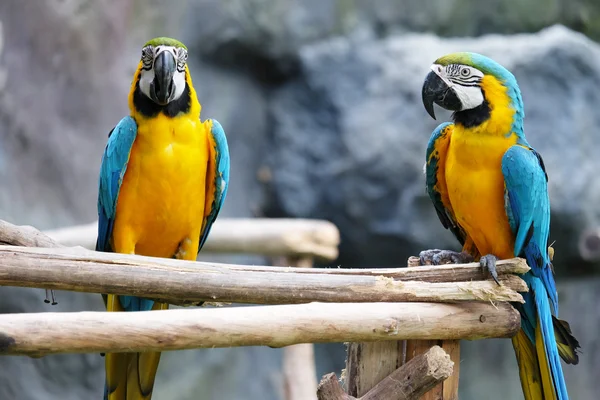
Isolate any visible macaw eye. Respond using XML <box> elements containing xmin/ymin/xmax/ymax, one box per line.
<box><xmin>141</xmin><ymin>46</ymin><xmax>154</xmax><ymax>70</ymax></box>
<box><xmin>176</xmin><ymin>48</ymin><xmax>188</xmax><ymax>72</ymax></box>
<box><xmin>460</xmin><ymin>67</ymin><xmax>470</xmax><ymax>77</ymax></box>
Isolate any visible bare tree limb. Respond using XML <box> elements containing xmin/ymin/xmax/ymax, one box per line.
<box><xmin>0</xmin><ymin>301</ymin><xmax>520</xmax><ymax>356</ymax></box>
<box><xmin>0</xmin><ymin>220</ymin><xmax>63</xmax><ymax>249</ymax></box>
<box><xmin>317</xmin><ymin>373</ymin><xmax>355</xmax><ymax>400</ymax></box>
<box><xmin>361</xmin><ymin>345</ymin><xmax>453</xmax><ymax>400</ymax></box>
<box><xmin>43</xmin><ymin>218</ymin><xmax>341</xmax><ymax>261</ymax></box>
<box><xmin>318</xmin><ymin>346</ymin><xmax>453</xmax><ymax>400</ymax></box>
<box><xmin>0</xmin><ymin>246</ymin><xmax>527</xmax><ymax>305</ymax></box>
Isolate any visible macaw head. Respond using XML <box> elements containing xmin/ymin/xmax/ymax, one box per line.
<box><xmin>137</xmin><ymin>37</ymin><xmax>189</xmax><ymax>106</ymax></box>
<box><xmin>421</xmin><ymin>52</ymin><xmax>522</xmax><ymax>126</ymax></box>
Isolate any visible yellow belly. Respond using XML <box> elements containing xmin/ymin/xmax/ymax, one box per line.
<box><xmin>112</xmin><ymin>114</ymin><xmax>209</xmax><ymax>258</ymax></box>
<box><xmin>445</xmin><ymin>128</ymin><xmax>517</xmax><ymax>259</ymax></box>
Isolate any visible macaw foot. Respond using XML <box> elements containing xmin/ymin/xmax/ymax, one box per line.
<box><xmin>480</xmin><ymin>254</ymin><xmax>500</xmax><ymax>285</ymax></box>
<box><xmin>44</xmin><ymin>289</ymin><xmax>58</xmax><ymax>305</ymax></box>
<box><xmin>418</xmin><ymin>249</ymin><xmax>475</xmax><ymax>266</ymax></box>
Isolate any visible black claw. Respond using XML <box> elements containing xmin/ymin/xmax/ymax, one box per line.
<box><xmin>51</xmin><ymin>290</ymin><xmax>58</xmax><ymax>306</ymax></box>
<box><xmin>419</xmin><ymin>249</ymin><xmax>474</xmax><ymax>266</ymax></box>
<box><xmin>44</xmin><ymin>289</ymin><xmax>58</xmax><ymax>305</ymax></box>
<box><xmin>480</xmin><ymin>254</ymin><xmax>500</xmax><ymax>285</ymax></box>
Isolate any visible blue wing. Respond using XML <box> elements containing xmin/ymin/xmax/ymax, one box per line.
<box><xmin>425</xmin><ymin>122</ymin><xmax>467</xmax><ymax>246</ymax></box>
<box><xmin>502</xmin><ymin>145</ymin><xmax>579</xmax><ymax>399</ymax></box>
<box><xmin>501</xmin><ymin>145</ymin><xmax>556</xmax><ymax>311</ymax></box>
<box><xmin>198</xmin><ymin>119</ymin><xmax>230</xmax><ymax>251</ymax></box>
<box><xmin>96</xmin><ymin>116</ymin><xmax>137</xmax><ymax>253</ymax></box>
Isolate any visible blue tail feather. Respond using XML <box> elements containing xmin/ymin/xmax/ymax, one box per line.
<box><xmin>522</xmin><ymin>274</ymin><xmax>569</xmax><ymax>400</ymax></box>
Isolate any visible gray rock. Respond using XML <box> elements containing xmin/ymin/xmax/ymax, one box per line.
<box><xmin>267</xmin><ymin>25</ymin><xmax>600</xmax><ymax>275</ymax></box>
<box><xmin>181</xmin><ymin>0</ymin><xmax>600</xmax><ymax>76</ymax></box>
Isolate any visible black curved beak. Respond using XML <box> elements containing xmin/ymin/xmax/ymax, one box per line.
<box><xmin>422</xmin><ymin>70</ymin><xmax>462</xmax><ymax>120</ymax></box>
<box><xmin>150</xmin><ymin>51</ymin><xmax>176</xmax><ymax>105</ymax></box>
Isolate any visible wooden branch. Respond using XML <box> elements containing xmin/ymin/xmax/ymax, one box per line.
<box><xmin>0</xmin><ymin>246</ymin><xmax>527</xmax><ymax>305</ymax></box>
<box><xmin>0</xmin><ymin>220</ymin><xmax>63</xmax><ymax>248</ymax></box>
<box><xmin>278</xmin><ymin>256</ymin><xmax>319</xmax><ymax>400</ymax></box>
<box><xmin>0</xmin><ymin>220</ymin><xmax>61</xmax><ymax>305</ymax></box>
<box><xmin>317</xmin><ymin>373</ymin><xmax>354</xmax><ymax>400</ymax></box>
<box><xmin>0</xmin><ymin>301</ymin><xmax>520</xmax><ymax>356</ymax></box>
<box><xmin>404</xmin><ymin>340</ymin><xmax>460</xmax><ymax>399</ymax></box>
<box><xmin>319</xmin><ymin>346</ymin><xmax>453</xmax><ymax>400</ymax></box>
<box><xmin>0</xmin><ymin>218</ymin><xmax>529</xmax><ymax>281</ymax></box>
<box><xmin>405</xmin><ymin>257</ymin><xmax>462</xmax><ymax>399</ymax></box>
<box><xmin>42</xmin><ymin>218</ymin><xmax>341</xmax><ymax>261</ymax></box>
<box><xmin>345</xmin><ymin>341</ymin><xmax>406</xmax><ymax>397</ymax></box>
<box><xmin>224</xmin><ymin>257</ymin><xmax>529</xmax><ymax>282</ymax></box>
<box><xmin>361</xmin><ymin>345</ymin><xmax>453</xmax><ymax>400</ymax></box>
<box><xmin>284</xmin><ymin>343</ymin><xmax>319</xmax><ymax>400</ymax></box>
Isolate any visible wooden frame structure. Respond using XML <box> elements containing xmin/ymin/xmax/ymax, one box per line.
<box><xmin>0</xmin><ymin>219</ymin><xmax>526</xmax><ymax>400</ymax></box>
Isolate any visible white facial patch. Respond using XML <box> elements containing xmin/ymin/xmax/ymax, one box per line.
<box><xmin>171</xmin><ymin>66</ymin><xmax>186</xmax><ymax>101</ymax></box>
<box><xmin>454</xmin><ymin>84</ymin><xmax>484</xmax><ymax>111</ymax></box>
<box><xmin>432</xmin><ymin>64</ymin><xmax>485</xmax><ymax>111</ymax></box>
<box><xmin>138</xmin><ymin>45</ymin><xmax>188</xmax><ymax>103</ymax></box>
<box><xmin>139</xmin><ymin>68</ymin><xmax>155</xmax><ymax>99</ymax></box>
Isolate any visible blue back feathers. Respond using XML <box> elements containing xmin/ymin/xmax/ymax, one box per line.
<box><xmin>198</xmin><ymin>119</ymin><xmax>230</xmax><ymax>250</ymax></box>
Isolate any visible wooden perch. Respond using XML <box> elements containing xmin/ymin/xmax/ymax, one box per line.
<box><xmin>0</xmin><ymin>220</ymin><xmax>63</xmax><ymax>305</ymax></box>
<box><xmin>406</xmin><ymin>257</ymin><xmax>462</xmax><ymax>399</ymax></box>
<box><xmin>0</xmin><ymin>246</ymin><xmax>527</xmax><ymax>305</ymax></box>
<box><xmin>276</xmin><ymin>256</ymin><xmax>319</xmax><ymax>400</ymax></box>
<box><xmin>0</xmin><ymin>301</ymin><xmax>520</xmax><ymax>356</ymax></box>
<box><xmin>42</xmin><ymin>218</ymin><xmax>341</xmax><ymax>261</ymax></box>
<box><xmin>0</xmin><ymin>220</ymin><xmax>63</xmax><ymax>249</ymax></box>
<box><xmin>317</xmin><ymin>346</ymin><xmax>453</xmax><ymax>400</ymax></box>
<box><xmin>317</xmin><ymin>373</ymin><xmax>353</xmax><ymax>400</ymax></box>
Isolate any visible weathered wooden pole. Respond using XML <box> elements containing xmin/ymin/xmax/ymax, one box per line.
<box><xmin>43</xmin><ymin>218</ymin><xmax>341</xmax><ymax>260</ymax></box>
<box><xmin>0</xmin><ymin>302</ymin><xmax>520</xmax><ymax>356</ymax></box>
<box><xmin>320</xmin><ymin>346</ymin><xmax>454</xmax><ymax>400</ymax></box>
<box><xmin>0</xmin><ymin>246</ymin><xmax>528</xmax><ymax>306</ymax></box>
<box><xmin>404</xmin><ymin>256</ymin><xmax>461</xmax><ymax>400</ymax></box>
<box><xmin>277</xmin><ymin>256</ymin><xmax>319</xmax><ymax>400</ymax></box>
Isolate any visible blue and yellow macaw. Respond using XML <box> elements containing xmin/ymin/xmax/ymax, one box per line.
<box><xmin>420</xmin><ymin>52</ymin><xmax>579</xmax><ymax>399</ymax></box>
<box><xmin>95</xmin><ymin>37</ymin><xmax>230</xmax><ymax>400</ymax></box>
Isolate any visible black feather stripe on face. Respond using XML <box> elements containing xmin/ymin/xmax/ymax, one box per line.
<box><xmin>452</xmin><ymin>89</ymin><xmax>491</xmax><ymax>128</ymax></box>
<box><xmin>133</xmin><ymin>75</ymin><xmax>191</xmax><ymax>118</ymax></box>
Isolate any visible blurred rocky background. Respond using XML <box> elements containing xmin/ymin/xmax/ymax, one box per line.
<box><xmin>1</xmin><ymin>0</ymin><xmax>599</xmax><ymax>399</ymax></box>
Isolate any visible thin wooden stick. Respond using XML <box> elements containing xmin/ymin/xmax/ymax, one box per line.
<box><xmin>42</xmin><ymin>218</ymin><xmax>341</xmax><ymax>261</ymax></box>
<box><xmin>0</xmin><ymin>246</ymin><xmax>527</xmax><ymax>305</ymax></box>
<box><xmin>0</xmin><ymin>302</ymin><xmax>520</xmax><ymax>356</ymax></box>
